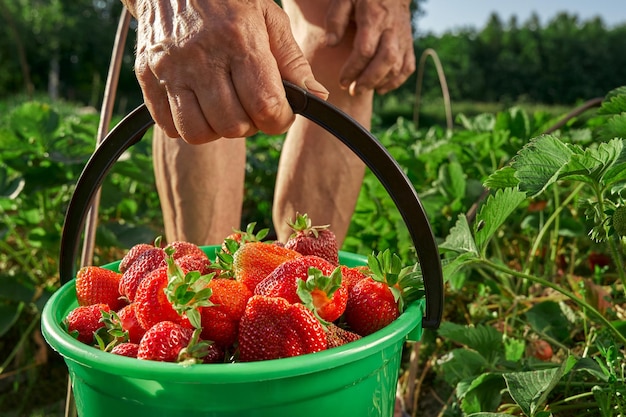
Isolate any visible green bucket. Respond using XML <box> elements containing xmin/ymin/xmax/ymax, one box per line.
<box><xmin>42</xmin><ymin>82</ymin><xmax>443</xmax><ymax>417</ymax></box>
<box><xmin>42</xmin><ymin>248</ymin><xmax>425</xmax><ymax>417</ymax></box>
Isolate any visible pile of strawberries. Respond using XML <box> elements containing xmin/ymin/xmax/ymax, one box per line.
<box><xmin>63</xmin><ymin>213</ymin><xmax>423</xmax><ymax>364</ymax></box>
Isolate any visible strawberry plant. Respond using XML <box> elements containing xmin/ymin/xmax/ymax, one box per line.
<box><xmin>430</xmin><ymin>87</ymin><xmax>626</xmax><ymax>415</ymax></box>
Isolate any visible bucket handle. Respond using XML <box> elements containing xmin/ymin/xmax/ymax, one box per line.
<box><xmin>59</xmin><ymin>81</ymin><xmax>443</xmax><ymax>329</ymax></box>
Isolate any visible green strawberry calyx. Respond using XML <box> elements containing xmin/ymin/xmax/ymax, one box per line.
<box><xmin>287</xmin><ymin>212</ymin><xmax>330</xmax><ymax>239</ymax></box>
<box><xmin>296</xmin><ymin>266</ymin><xmax>343</xmax><ymax>325</ymax></box>
<box><xmin>163</xmin><ymin>247</ymin><xmax>215</xmax><ymax>329</ymax></box>
<box><xmin>367</xmin><ymin>249</ymin><xmax>424</xmax><ymax>312</ymax></box>
<box><xmin>94</xmin><ymin>309</ymin><xmax>129</xmax><ymax>352</ymax></box>
<box><xmin>215</xmin><ymin>222</ymin><xmax>269</xmax><ymax>276</ymax></box>
<box><xmin>177</xmin><ymin>328</ymin><xmax>213</xmax><ymax>366</ymax></box>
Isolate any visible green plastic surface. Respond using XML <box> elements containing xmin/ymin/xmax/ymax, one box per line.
<box><xmin>42</xmin><ymin>247</ymin><xmax>424</xmax><ymax>417</ymax></box>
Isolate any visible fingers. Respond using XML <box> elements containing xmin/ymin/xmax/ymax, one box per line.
<box><xmin>267</xmin><ymin>4</ymin><xmax>329</xmax><ymax>102</ymax></box>
<box><xmin>132</xmin><ymin>0</ymin><xmax>322</xmax><ymax>144</ymax></box>
<box><xmin>325</xmin><ymin>0</ymin><xmax>353</xmax><ymax>47</ymax></box>
<box><xmin>331</xmin><ymin>0</ymin><xmax>416</xmax><ymax>96</ymax></box>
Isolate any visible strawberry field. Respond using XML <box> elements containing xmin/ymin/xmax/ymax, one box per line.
<box><xmin>1</xmin><ymin>86</ymin><xmax>626</xmax><ymax>416</ymax></box>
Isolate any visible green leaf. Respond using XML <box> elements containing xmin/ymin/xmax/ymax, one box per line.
<box><xmin>558</xmin><ymin>138</ymin><xmax>626</xmax><ymax>186</ymax></box>
<box><xmin>438</xmin><ymin>322</ymin><xmax>504</xmax><ymax>363</ymax></box>
<box><xmin>597</xmin><ymin>114</ymin><xmax>626</xmax><ymax>144</ymax></box>
<box><xmin>504</xmin><ymin>356</ymin><xmax>577</xmax><ymax>417</ymax></box>
<box><xmin>467</xmin><ymin>414</ymin><xmax>517</xmax><ymax>417</ymax></box>
<box><xmin>439</xmin><ymin>214</ymin><xmax>478</xmax><ymax>255</ymax></box>
<box><xmin>458</xmin><ymin>373</ymin><xmax>506</xmax><ymax>414</ymax></box>
<box><xmin>438</xmin><ymin>348</ymin><xmax>490</xmax><ymax>386</ymax></box>
<box><xmin>0</xmin><ymin>302</ymin><xmax>24</xmax><ymax>338</ymax></box>
<box><xmin>504</xmin><ymin>337</ymin><xmax>526</xmax><ymax>362</ymax></box>
<box><xmin>597</xmin><ymin>87</ymin><xmax>626</xmax><ymax>115</ymax></box>
<box><xmin>484</xmin><ymin>166</ymin><xmax>519</xmax><ymax>190</ymax></box>
<box><xmin>441</xmin><ymin>253</ymin><xmax>477</xmax><ymax>286</ymax></box>
<box><xmin>439</xmin><ymin>160</ymin><xmax>466</xmax><ymax>200</ymax></box>
<box><xmin>524</xmin><ymin>301</ymin><xmax>573</xmax><ymax>343</ymax></box>
<box><xmin>511</xmin><ymin>134</ymin><xmax>574</xmax><ymax>197</ymax></box>
<box><xmin>474</xmin><ymin>188</ymin><xmax>527</xmax><ymax>252</ymax></box>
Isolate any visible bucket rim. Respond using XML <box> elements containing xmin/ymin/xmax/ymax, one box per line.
<box><xmin>41</xmin><ymin>279</ymin><xmax>424</xmax><ymax>383</ymax></box>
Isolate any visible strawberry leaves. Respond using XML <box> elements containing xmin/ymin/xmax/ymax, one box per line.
<box><xmin>367</xmin><ymin>249</ymin><xmax>422</xmax><ymax>312</ymax></box>
<box><xmin>163</xmin><ymin>247</ymin><xmax>214</xmax><ymax>329</ymax></box>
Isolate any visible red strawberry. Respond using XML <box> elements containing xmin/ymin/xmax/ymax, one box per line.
<box><xmin>297</xmin><ymin>267</ymin><xmax>348</xmax><ymax>323</ymax></box>
<box><xmin>119</xmin><ymin>242</ymin><xmax>155</xmax><ymax>273</ymax></box>
<box><xmin>118</xmin><ymin>247</ymin><xmax>167</xmax><ymax>302</ymax></box>
<box><xmin>116</xmin><ymin>303</ymin><xmax>145</xmax><ymax>344</ymax></box>
<box><xmin>326</xmin><ymin>323</ymin><xmax>361</xmax><ymax>349</ymax></box>
<box><xmin>200</xmin><ymin>278</ymin><xmax>252</xmax><ymax>348</ymax></box>
<box><xmin>111</xmin><ymin>342</ymin><xmax>139</xmax><ymax>358</ymax></box>
<box><xmin>255</xmin><ymin>255</ymin><xmax>336</xmax><ymax>304</ymax></box>
<box><xmin>238</xmin><ymin>295</ymin><xmax>327</xmax><ymax>362</ymax></box>
<box><xmin>133</xmin><ymin>266</ymin><xmax>192</xmax><ymax>331</ymax></box>
<box><xmin>232</xmin><ymin>242</ymin><xmax>301</xmax><ymax>291</ymax></box>
<box><xmin>529</xmin><ymin>339</ymin><xmax>553</xmax><ymax>361</ymax></box>
<box><xmin>344</xmin><ymin>250</ymin><xmax>422</xmax><ymax>336</ymax></box>
<box><xmin>64</xmin><ymin>303</ymin><xmax>110</xmax><ymax>344</ymax></box>
<box><xmin>166</xmin><ymin>240</ymin><xmax>207</xmax><ymax>260</ymax></box>
<box><xmin>284</xmin><ymin>213</ymin><xmax>339</xmax><ymax>265</ymax></box>
<box><xmin>344</xmin><ymin>278</ymin><xmax>399</xmax><ymax>336</ymax></box>
<box><xmin>175</xmin><ymin>254</ymin><xmax>215</xmax><ymax>275</ymax></box>
<box><xmin>75</xmin><ymin>266</ymin><xmax>125</xmax><ymax>310</ymax></box>
<box><xmin>340</xmin><ymin>265</ymin><xmax>370</xmax><ymax>294</ymax></box>
<box><xmin>137</xmin><ymin>321</ymin><xmax>194</xmax><ymax>362</ymax></box>
<box><xmin>203</xmin><ymin>343</ymin><xmax>226</xmax><ymax>364</ymax></box>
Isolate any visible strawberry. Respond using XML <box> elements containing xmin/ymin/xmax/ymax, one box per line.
<box><xmin>133</xmin><ymin>266</ymin><xmax>192</xmax><ymax>331</ymax></box>
<box><xmin>64</xmin><ymin>303</ymin><xmax>110</xmax><ymax>344</ymax></box>
<box><xmin>200</xmin><ymin>278</ymin><xmax>252</xmax><ymax>348</ymax></box>
<box><xmin>166</xmin><ymin>240</ymin><xmax>207</xmax><ymax>260</ymax></box>
<box><xmin>137</xmin><ymin>321</ymin><xmax>193</xmax><ymax>362</ymax></box>
<box><xmin>75</xmin><ymin>266</ymin><xmax>125</xmax><ymax>310</ymax></box>
<box><xmin>344</xmin><ymin>278</ymin><xmax>399</xmax><ymax>336</ymax></box>
<box><xmin>138</xmin><ymin>322</ymin><xmax>210</xmax><ymax>364</ymax></box>
<box><xmin>118</xmin><ymin>242</ymin><xmax>155</xmax><ymax>273</ymax></box>
<box><xmin>528</xmin><ymin>339</ymin><xmax>553</xmax><ymax>361</ymax></box>
<box><xmin>175</xmin><ymin>254</ymin><xmax>215</xmax><ymax>276</ymax></box>
<box><xmin>232</xmin><ymin>241</ymin><xmax>301</xmax><ymax>291</ymax></box>
<box><xmin>116</xmin><ymin>303</ymin><xmax>145</xmax><ymax>344</ymax></box>
<box><xmin>326</xmin><ymin>323</ymin><xmax>361</xmax><ymax>349</ymax></box>
<box><xmin>238</xmin><ymin>295</ymin><xmax>327</xmax><ymax>362</ymax></box>
<box><xmin>111</xmin><ymin>342</ymin><xmax>139</xmax><ymax>358</ymax></box>
<box><xmin>119</xmin><ymin>246</ymin><xmax>167</xmax><ymax>302</ymax></box>
<box><xmin>340</xmin><ymin>265</ymin><xmax>370</xmax><ymax>294</ymax></box>
<box><xmin>284</xmin><ymin>213</ymin><xmax>339</xmax><ymax>265</ymax></box>
<box><xmin>343</xmin><ymin>250</ymin><xmax>421</xmax><ymax>336</ymax></box>
<box><xmin>297</xmin><ymin>266</ymin><xmax>348</xmax><ymax>323</ymax></box>
<box><xmin>255</xmin><ymin>255</ymin><xmax>336</xmax><ymax>304</ymax></box>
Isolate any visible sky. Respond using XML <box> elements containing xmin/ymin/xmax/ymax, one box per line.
<box><xmin>416</xmin><ymin>0</ymin><xmax>626</xmax><ymax>35</ymax></box>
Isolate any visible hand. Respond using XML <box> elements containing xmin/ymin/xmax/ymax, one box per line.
<box><xmin>325</xmin><ymin>0</ymin><xmax>416</xmax><ymax>95</ymax></box>
<box><xmin>124</xmin><ymin>0</ymin><xmax>328</xmax><ymax>144</ymax></box>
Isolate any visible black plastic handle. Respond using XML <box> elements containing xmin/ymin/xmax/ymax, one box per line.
<box><xmin>59</xmin><ymin>81</ymin><xmax>443</xmax><ymax>329</ymax></box>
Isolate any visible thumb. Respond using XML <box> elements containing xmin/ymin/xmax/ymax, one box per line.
<box><xmin>266</xmin><ymin>8</ymin><xmax>329</xmax><ymax>100</ymax></box>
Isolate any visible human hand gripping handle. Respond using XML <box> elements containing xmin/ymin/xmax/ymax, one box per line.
<box><xmin>121</xmin><ymin>0</ymin><xmax>329</xmax><ymax>144</ymax></box>
<box><xmin>325</xmin><ymin>0</ymin><xmax>416</xmax><ymax>96</ymax></box>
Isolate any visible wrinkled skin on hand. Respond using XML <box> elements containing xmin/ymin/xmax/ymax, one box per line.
<box><xmin>121</xmin><ymin>0</ymin><xmax>414</xmax><ymax>144</ymax></box>
<box><xmin>325</xmin><ymin>0</ymin><xmax>415</xmax><ymax>95</ymax></box>
<box><xmin>124</xmin><ymin>0</ymin><xmax>328</xmax><ymax>144</ymax></box>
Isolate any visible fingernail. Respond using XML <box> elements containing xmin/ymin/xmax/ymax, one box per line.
<box><xmin>304</xmin><ymin>79</ymin><xmax>329</xmax><ymax>99</ymax></box>
<box><xmin>348</xmin><ymin>80</ymin><xmax>358</xmax><ymax>96</ymax></box>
